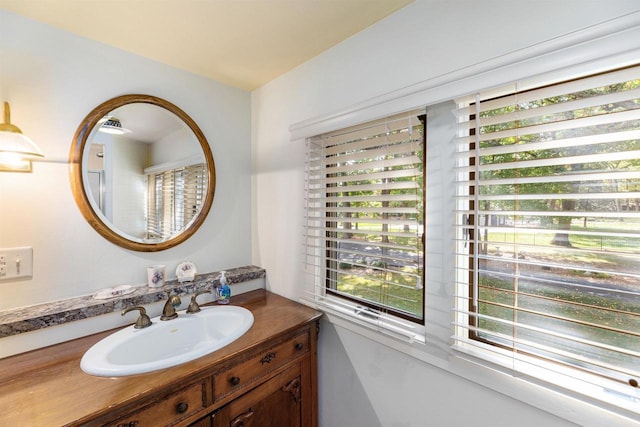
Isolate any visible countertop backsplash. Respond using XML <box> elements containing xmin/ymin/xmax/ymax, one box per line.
<box><xmin>0</xmin><ymin>265</ymin><xmax>265</xmax><ymax>358</ymax></box>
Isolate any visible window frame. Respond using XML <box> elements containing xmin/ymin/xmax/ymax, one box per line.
<box><xmin>454</xmin><ymin>64</ymin><xmax>640</xmax><ymax>412</ymax></box>
<box><xmin>304</xmin><ymin>110</ymin><xmax>427</xmax><ymax>337</ymax></box>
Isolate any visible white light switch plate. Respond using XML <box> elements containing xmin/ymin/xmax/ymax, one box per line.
<box><xmin>0</xmin><ymin>247</ymin><xmax>33</xmax><ymax>280</ymax></box>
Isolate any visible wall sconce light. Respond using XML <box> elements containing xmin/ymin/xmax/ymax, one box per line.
<box><xmin>0</xmin><ymin>102</ymin><xmax>44</xmax><ymax>172</ymax></box>
<box><xmin>99</xmin><ymin>117</ymin><xmax>130</xmax><ymax>135</ymax></box>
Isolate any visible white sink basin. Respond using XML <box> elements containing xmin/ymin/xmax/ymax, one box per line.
<box><xmin>81</xmin><ymin>305</ymin><xmax>254</xmax><ymax>377</ymax></box>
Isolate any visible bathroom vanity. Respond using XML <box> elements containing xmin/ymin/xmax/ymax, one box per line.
<box><xmin>0</xmin><ymin>289</ymin><xmax>321</xmax><ymax>427</ymax></box>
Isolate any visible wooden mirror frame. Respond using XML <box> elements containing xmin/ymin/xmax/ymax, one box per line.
<box><xmin>69</xmin><ymin>94</ymin><xmax>216</xmax><ymax>252</ymax></box>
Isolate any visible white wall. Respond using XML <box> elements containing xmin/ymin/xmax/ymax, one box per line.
<box><xmin>251</xmin><ymin>1</ymin><xmax>640</xmax><ymax>426</ymax></box>
<box><xmin>0</xmin><ymin>9</ymin><xmax>252</xmax><ymax>310</ymax></box>
<box><xmin>152</xmin><ymin>127</ymin><xmax>202</xmax><ymax>166</ymax></box>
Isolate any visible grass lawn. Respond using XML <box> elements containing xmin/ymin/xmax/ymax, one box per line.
<box><xmin>475</xmin><ymin>218</ymin><xmax>640</xmax><ymax>371</ymax></box>
<box><xmin>336</xmin><ymin>266</ymin><xmax>423</xmax><ymax>317</ymax></box>
<box><xmin>332</xmin><ymin>217</ymin><xmax>640</xmax><ymax>372</ymax></box>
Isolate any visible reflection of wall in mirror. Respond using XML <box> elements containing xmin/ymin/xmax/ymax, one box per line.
<box><xmin>87</xmin><ymin>144</ymin><xmax>104</xmax><ymax>170</ymax></box>
<box><xmin>150</xmin><ymin>126</ymin><xmax>201</xmax><ymax>166</ymax></box>
<box><xmin>87</xmin><ymin>171</ymin><xmax>104</xmax><ymax>213</ymax></box>
<box><xmin>89</xmin><ymin>135</ymin><xmax>114</xmax><ymax>222</ymax></box>
<box><xmin>112</xmin><ymin>136</ymin><xmax>148</xmax><ymax>239</ymax></box>
<box><xmin>87</xmin><ymin>144</ymin><xmax>105</xmax><ymax>214</ymax></box>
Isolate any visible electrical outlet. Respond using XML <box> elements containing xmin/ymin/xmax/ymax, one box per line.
<box><xmin>0</xmin><ymin>254</ymin><xmax>6</xmax><ymax>277</ymax></box>
<box><xmin>0</xmin><ymin>248</ymin><xmax>32</xmax><ymax>281</ymax></box>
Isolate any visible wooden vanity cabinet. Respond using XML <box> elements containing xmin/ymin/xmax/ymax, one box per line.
<box><xmin>0</xmin><ymin>290</ymin><xmax>321</xmax><ymax>427</ymax></box>
<box><xmin>100</xmin><ymin>324</ymin><xmax>317</xmax><ymax>427</ymax></box>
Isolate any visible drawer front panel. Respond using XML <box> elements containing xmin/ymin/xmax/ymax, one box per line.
<box><xmin>213</xmin><ymin>332</ymin><xmax>309</xmax><ymax>401</ymax></box>
<box><xmin>108</xmin><ymin>381</ymin><xmax>206</xmax><ymax>427</ymax></box>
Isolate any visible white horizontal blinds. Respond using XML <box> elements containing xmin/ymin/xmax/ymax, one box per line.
<box><xmin>175</xmin><ymin>164</ymin><xmax>207</xmax><ymax>229</ymax></box>
<box><xmin>146</xmin><ymin>176</ymin><xmax>156</xmax><ymax>237</ymax></box>
<box><xmin>146</xmin><ymin>172</ymin><xmax>168</xmax><ymax>239</ymax></box>
<box><xmin>454</xmin><ymin>65</ymin><xmax>640</xmax><ymax>391</ymax></box>
<box><xmin>304</xmin><ymin>109</ymin><xmax>426</xmax><ymax>330</ymax></box>
<box><xmin>146</xmin><ymin>163</ymin><xmax>207</xmax><ymax>240</ymax></box>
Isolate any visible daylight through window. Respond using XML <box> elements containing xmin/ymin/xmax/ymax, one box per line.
<box><xmin>304</xmin><ymin>109</ymin><xmax>426</xmax><ymax>328</ymax></box>
<box><xmin>147</xmin><ymin>163</ymin><xmax>207</xmax><ymax>240</ymax></box>
<box><xmin>454</xmin><ymin>65</ymin><xmax>640</xmax><ymax>393</ymax></box>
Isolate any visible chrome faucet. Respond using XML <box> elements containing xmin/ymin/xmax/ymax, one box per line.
<box><xmin>161</xmin><ymin>292</ymin><xmax>182</xmax><ymax>320</ymax></box>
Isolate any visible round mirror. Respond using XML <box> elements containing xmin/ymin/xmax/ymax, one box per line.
<box><xmin>70</xmin><ymin>94</ymin><xmax>215</xmax><ymax>251</ymax></box>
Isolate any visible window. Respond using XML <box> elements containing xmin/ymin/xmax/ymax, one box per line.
<box><xmin>454</xmin><ymin>66</ymin><xmax>640</xmax><ymax>398</ymax></box>
<box><xmin>146</xmin><ymin>163</ymin><xmax>207</xmax><ymax>240</ymax></box>
<box><xmin>304</xmin><ymin>109</ymin><xmax>426</xmax><ymax>337</ymax></box>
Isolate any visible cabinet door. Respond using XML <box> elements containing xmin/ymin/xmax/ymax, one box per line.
<box><xmin>188</xmin><ymin>415</ymin><xmax>213</xmax><ymax>427</ymax></box>
<box><xmin>214</xmin><ymin>364</ymin><xmax>302</xmax><ymax>427</ymax></box>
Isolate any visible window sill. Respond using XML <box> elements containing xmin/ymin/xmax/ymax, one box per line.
<box><xmin>453</xmin><ymin>341</ymin><xmax>640</xmax><ymax>423</ymax></box>
<box><xmin>301</xmin><ymin>294</ymin><xmax>425</xmax><ymax>345</ymax></box>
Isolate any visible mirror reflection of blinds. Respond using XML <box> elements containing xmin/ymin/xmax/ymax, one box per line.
<box><xmin>304</xmin><ymin>109</ymin><xmax>426</xmax><ymax>341</ymax></box>
<box><xmin>453</xmin><ymin>65</ymin><xmax>640</xmax><ymax>400</ymax></box>
<box><xmin>146</xmin><ymin>163</ymin><xmax>207</xmax><ymax>240</ymax></box>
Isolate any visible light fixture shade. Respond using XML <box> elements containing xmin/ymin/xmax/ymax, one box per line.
<box><xmin>0</xmin><ymin>130</ymin><xmax>44</xmax><ymax>159</ymax></box>
<box><xmin>0</xmin><ymin>102</ymin><xmax>44</xmax><ymax>171</ymax></box>
<box><xmin>99</xmin><ymin>117</ymin><xmax>131</xmax><ymax>135</ymax></box>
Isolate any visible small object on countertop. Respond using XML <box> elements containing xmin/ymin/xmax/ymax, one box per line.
<box><xmin>176</xmin><ymin>261</ymin><xmax>197</xmax><ymax>283</ymax></box>
<box><xmin>217</xmin><ymin>271</ymin><xmax>230</xmax><ymax>304</ymax></box>
<box><xmin>93</xmin><ymin>285</ymin><xmax>135</xmax><ymax>299</ymax></box>
<box><xmin>147</xmin><ymin>265</ymin><xmax>166</xmax><ymax>287</ymax></box>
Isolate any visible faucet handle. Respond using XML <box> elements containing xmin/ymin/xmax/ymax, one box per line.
<box><xmin>160</xmin><ymin>292</ymin><xmax>182</xmax><ymax>320</ymax></box>
<box><xmin>187</xmin><ymin>290</ymin><xmax>212</xmax><ymax>313</ymax></box>
<box><xmin>122</xmin><ymin>306</ymin><xmax>152</xmax><ymax>329</ymax></box>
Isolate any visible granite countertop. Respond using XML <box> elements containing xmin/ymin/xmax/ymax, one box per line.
<box><xmin>0</xmin><ymin>265</ymin><xmax>265</xmax><ymax>338</ymax></box>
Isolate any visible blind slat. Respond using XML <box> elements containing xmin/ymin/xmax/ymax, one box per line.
<box><xmin>459</xmin><ymin>108</ymin><xmax>640</xmax><ymax>144</ymax></box>
<box><xmin>456</xmin><ymin>87</ymin><xmax>640</xmax><ymax>130</ymax></box>
<box><xmin>454</xmin><ymin>65</ymin><xmax>640</xmax><ymax>116</ymax></box>
<box><xmin>308</xmin><ymin>181</ymin><xmax>420</xmax><ymax>194</ymax></box>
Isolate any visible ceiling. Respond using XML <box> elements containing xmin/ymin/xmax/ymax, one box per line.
<box><xmin>107</xmin><ymin>103</ymin><xmax>185</xmax><ymax>143</ymax></box>
<box><xmin>0</xmin><ymin>0</ymin><xmax>413</xmax><ymax>91</ymax></box>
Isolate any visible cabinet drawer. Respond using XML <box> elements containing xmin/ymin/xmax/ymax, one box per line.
<box><xmin>213</xmin><ymin>332</ymin><xmax>309</xmax><ymax>402</ymax></box>
<box><xmin>108</xmin><ymin>381</ymin><xmax>207</xmax><ymax>427</ymax></box>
